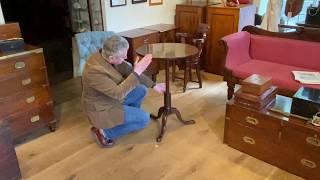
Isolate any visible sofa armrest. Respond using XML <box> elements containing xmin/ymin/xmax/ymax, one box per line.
<box><xmin>221</xmin><ymin>31</ymin><xmax>251</xmax><ymax>71</ymax></box>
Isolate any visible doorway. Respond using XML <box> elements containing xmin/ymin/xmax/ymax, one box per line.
<box><xmin>0</xmin><ymin>0</ymin><xmax>73</xmax><ymax>84</ymax></box>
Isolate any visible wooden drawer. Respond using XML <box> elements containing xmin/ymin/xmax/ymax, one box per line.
<box><xmin>0</xmin><ymin>51</ymin><xmax>45</xmax><ymax>80</ymax></box>
<box><xmin>281</xmin><ymin>121</ymin><xmax>320</xmax><ymax>154</ymax></box>
<box><xmin>5</xmin><ymin>102</ymin><xmax>54</xmax><ymax>139</ymax></box>
<box><xmin>226</xmin><ymin>103</ymin><xmax>281</xmax><ymax>139</ymax></box>
<box><xmin>0</xmin><ymin>23</ymin><xmax>22</xmax><ymax>40</ymax></box>
<box><xmin>0</xmin><ymin>68</ymin><xmax>48</xmax><ymax>98</ymax></box>
<box><xmin>280</xmin><ymin>148</ymin><xmax>320</xmax><ymax>180</ymax></box>
<box><xmin>132</xmin><ymin>33</ymin><xmax>160</xmax><ymax>49</ymax></box>
<box><xmin>0</xmin><ymin>86</ymin><xmax>51</xmax><ymax>118</ymax></box>
<box><xmin>225</xmin><ymin>119</ymin><xmax>281</xmax><ymax>166</ymax></box>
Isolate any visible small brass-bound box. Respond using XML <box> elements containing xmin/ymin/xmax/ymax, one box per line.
<box><xmin>291</xmin><ymin>87</ymin><xmax>320</xmax><ymax>119</ymax></box>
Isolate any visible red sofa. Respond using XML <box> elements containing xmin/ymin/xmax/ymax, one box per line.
<box><xmin>221</xmin><ymin>26</ymin><xmax>320</xmax><ymax>99</ymax></box>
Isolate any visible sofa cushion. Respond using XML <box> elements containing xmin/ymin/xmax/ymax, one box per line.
<box><xmin>232</xmin><ymin>59</ymin><xmax>320</xmax><ymax>91</ymax></box>
<box><xmin>250</xmin><ymin>35</ymin><xmax>320</xmax><ymax>70</ymax></box>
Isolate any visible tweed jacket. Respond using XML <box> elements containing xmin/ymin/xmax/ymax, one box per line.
<box><xmin>82</xmin><ymin>52</ymin><xmax>154</xmax><ymax>128</ymax></box>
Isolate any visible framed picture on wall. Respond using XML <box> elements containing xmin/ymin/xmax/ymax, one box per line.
<box><xmin>149</xmin><ymin>0</ymin><xmax>163</xmax><ymax>6</ymax></box>
<box><xmin>110</xmin><ymin>0</ymin><xmax>127</xmax><ymax>7</ymax></box>
<box><xmin>132</xmin><ymin>0</ymin><xmax>147</xmax><ymax>4</ymax></box>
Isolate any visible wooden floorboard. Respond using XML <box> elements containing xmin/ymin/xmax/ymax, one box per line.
<box><xmin>15</xmin><ymin>71</ymin><xmax>302</xmax><ymax>180</ymax></box>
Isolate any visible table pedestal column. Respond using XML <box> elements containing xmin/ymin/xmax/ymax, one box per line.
<box><xmin>151</xmin><ymin>59</ymin><xmax>195</xmax><ymax>142</ymax></box>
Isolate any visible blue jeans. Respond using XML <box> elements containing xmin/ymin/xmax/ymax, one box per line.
<box><xmin>103</xmin><ymin>85</ymin><xmax>150</xmax><ymax>140</ymax></box>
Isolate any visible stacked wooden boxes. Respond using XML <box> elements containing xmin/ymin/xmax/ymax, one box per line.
<box><xmin>234</xmin><ymin>74</ymin><xmax>277</xmax><ymax>110</ymax></box>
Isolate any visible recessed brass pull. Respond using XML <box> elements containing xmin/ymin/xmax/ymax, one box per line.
<box><xmin>306</xmin><ymin>137</ymin><xmax>320</xmax><ymax>147</ymax></box>
<box><xmin>15</xmin><ymin>61</ymin><xmax>25</xmax><ymax>69</ymax></box>
<box><xmin>245</xmin><ymin>116</ymin><xmax>259</xmax><ymax>125</ymax></box>
<box><xmin>26</xmin><ymin>96</ymin><xmax>35</xmax><ymax>104</ymax></box>
<box><xmin>22</xmin><ymin>78</ymin><xmax>31</xmax><ymax>86</ymax></box>
<box><xmin>301</xmin><ymin>158</ymin><xmax>317</xmax><ymax>169</ymax></box>
<box><xmin>30</xmin><ymin>115</ymin><xmax>40</xmax><ymax>123</ymax></box>
<box><xmin>243</xmin><ymin>136</ymin><xmax>255</xmax><ymax>145</ymax></box>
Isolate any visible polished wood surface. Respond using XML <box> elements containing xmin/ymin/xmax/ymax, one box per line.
<box><xmin>225</xmin><ymin>95</ymin><xmax>320</xmax><ymax>180</ymax></box>
<box><xmin>15</xmin><ymin>74</ymin><xmax>303</xmax><ymax>180</ymax></box>
<box><xmin>137</xmin><ymin>43</ymin><xmax>198</xmax><ymax>141</ymax></box>
<box><xmin>0</xmin><ymin>23</ymin><xmax>55</xmax><ymax>141</ymax></box>
<box><xmin>0</xmin><ymin>121</ymin><xmax>21</xmax><ymax>180</ymax></box>
<box><xmin>205</xmin><ymin>4</ymin><xmax>256</xmax><ymax>75</ymax></box>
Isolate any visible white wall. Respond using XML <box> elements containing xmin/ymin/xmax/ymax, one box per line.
<box><xmin>104</xmin><ymin>0</ymin><xmax>184</xmax><ymax>32</ymax></box>
<box><xmin>0</xmin><ymin>2</ymin><xmax>5</xmax><ymax>24</ymax></box>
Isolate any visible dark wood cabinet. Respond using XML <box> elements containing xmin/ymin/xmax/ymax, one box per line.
<box><xmin>0</xmin><ymin>121</ymin><xmax>21</xmax><ymax>180</ymax></box>
<box><xmin>0</xmin><ymin>23</ymin><xmax>56</xmax><ymax>142</ymax></box>
<box><xmin>175</xmin><ymin>2</ymin><xmax>207</xmax><ymax>34</ymax></box>
<box><xmin>225</xmin><ymin>96</ymin><xmax>320</xmax><ymax>180</ymax></box>
<box><xmin>205</xmin><ymin>4</ymin><xmax>256</xmax><ymax>75</ymax></box>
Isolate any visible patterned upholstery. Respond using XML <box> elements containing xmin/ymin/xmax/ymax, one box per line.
<box><xmin>72</xmin><ymin>31</ymin><xmax>116</xmax><ymax>77</ymax></box>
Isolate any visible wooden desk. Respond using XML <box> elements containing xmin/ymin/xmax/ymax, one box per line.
<box><xmin>142</xmin><ymin>24</ymin><xmax>177</xmax><ymax>43</ymax></box>
<box><xmin>136</xmin><ymin>43</ymin><xmax>198</xmax><ymax>142</ymax></box>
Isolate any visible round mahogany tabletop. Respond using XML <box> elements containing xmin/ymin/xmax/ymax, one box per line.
<box><xmin>136</xmin><ymin>43</ymin><xmax>198</xmax><ymax>60</ymax></box>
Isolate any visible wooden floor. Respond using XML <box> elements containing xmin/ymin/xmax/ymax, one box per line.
<box><xmin>15</xmin><ymin>71</ymin><xmax>302</xmax><ymax>180</ymax></box>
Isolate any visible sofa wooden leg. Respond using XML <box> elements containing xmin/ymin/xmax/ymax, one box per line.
<box><xmin>227</xmin><ymin>80</ymin><xmax>235</xmax><ymax>100</ymax></box>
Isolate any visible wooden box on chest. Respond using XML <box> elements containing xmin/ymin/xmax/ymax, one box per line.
<box><xmin>0</xmin><ymin>23</ymin><xmax>56</xmax><ymax>142</ymax></box>
<box><xmin>224</xmin><ymin>96</ymin><xmax>320</xmax><ymax>180</ymax></box>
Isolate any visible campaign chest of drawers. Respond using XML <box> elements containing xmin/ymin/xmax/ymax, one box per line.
<box><xmin>0</xmin><ymin>23</ymin><xmax>55</xmax><ymax>141</ymax></box>
<box><xmin>224</xmin><ymin>96</ymin><xmax>320</xmax><ymax>180</ymax></box>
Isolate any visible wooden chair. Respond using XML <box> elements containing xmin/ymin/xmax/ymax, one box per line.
<box><xmin>172</xmin><ymin>23</ymin><xmax>209</xmax><ymax>92</ymax></box>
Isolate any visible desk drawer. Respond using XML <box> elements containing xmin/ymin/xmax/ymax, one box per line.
<box><xmin>132</xmin><ymin>33</ymin><xmax>160</xmax><ymax>48</ymax></box>
<box><xmin>282</xmin><ymin>121</ymin><xmax>320</xmax><ymax>154</ymax></box>
<box><xmin>0</xmin><ymin>52</ymin><xmax>45</xmax><ymax>80</ymax></box>
<box><xmin>0</xmin><ymin>86</ymin><xmax>51</xmax><ymax>118</ymax></box>
<box><xmin>0</xmin><ymin>68</ymin><xmax>48</xmax><ymax>98</ymax></box>
<box><xmin>226</xmin><ymin>103</ymin><xmax>281</xmax><ymax>139</ymax></box>
<box><xmin>5</xmin><ymin>102</ymin><xmax>54</xmax><ymax>139</ymax></box>
<box><xmin>280</xmin><ymin>148</ymin><xmax>320</xmax><ymax>180</ymax></box>
<box><xmin>225</xmin><ymin>119</ymin><xmax>280</xmax><ymax>166</ymax></box>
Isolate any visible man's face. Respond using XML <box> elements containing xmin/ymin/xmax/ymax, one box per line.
<box><xmin>109</xmin><ymin>48</ymin><xmax>128</xmax><ymax>65</ymax></box>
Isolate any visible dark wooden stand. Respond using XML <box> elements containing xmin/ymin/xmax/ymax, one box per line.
<box><xmin>136</xmin><ymin>43</ymin><xmax>198</xmax><ymax>142</ymax></box>
<box><xmin>150</xmin><ymin>59</ymin><xmax>195</xmax><ymax>142</ymax></box>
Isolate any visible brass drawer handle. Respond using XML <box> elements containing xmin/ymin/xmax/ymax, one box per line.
<box><xmin>22</xmin><ymin>78</ymin><xmax>31</xmax><ymax>86</ymax></box>
<box><xmin>30</xmin><ymin>115</ymin><xmax>40</xmax><ymax>123</ymax></box>
<box><xmin>245</xmin><ymin>116</ymin><xmax>259</xmax><ymax>125</ymax></box>
<box><xmin>243</xmin><ymin>136</ymin><xmax>255</xmax><ymax>145</ymax></box>
<box><xmin>301</xmin><ymin>158</ymin><xmax>317</xmax><ymax>169</ymax></box>
<box><xmin>143</xmin><ymin>39</ymin><xmax>149</xmax><ymax>44</ymax></box>
<box><xmin>15</xmin><ymin>61</ymin><xmax>25</xmax><ymax>69</ymax></box>
<box><xmin>306</xmin><ymin>137</ymin><xmax>320</xmax><ymax>147</ymax></box>
<box><xmin>26</xmin><ymin>96</ymin><xmax>35</xmax><ymax>104</ymax></box>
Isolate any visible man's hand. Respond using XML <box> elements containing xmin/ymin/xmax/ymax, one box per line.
<box><xmin>133</xmin><ymin>54</ymin><xmax>152</xmax><ymax>75</ymax></box>
<box><xmin>153</xmin><ymin>83</ymin><xmax>166</xmax><ymax>93</ymax></box>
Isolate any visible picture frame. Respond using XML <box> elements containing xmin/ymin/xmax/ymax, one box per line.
<box><xmin>132</xmin><ymin>0</ymin><xmax>147</xmax><ymax>4</ymax></box>
<box><xmin>149</xmin><ymin>0</ymin><xmax>163</xmax><ymax>6</ymax></box>
<box><xmin>110</xmin><ymin>0</ymin><xmax>127</xmax><ymax>7</ymax></box>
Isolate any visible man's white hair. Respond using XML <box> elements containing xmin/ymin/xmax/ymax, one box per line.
<box><xmin>102</xmin><ymin>35</ymin><xmax>129</xmax><ymax>58</ymax></box>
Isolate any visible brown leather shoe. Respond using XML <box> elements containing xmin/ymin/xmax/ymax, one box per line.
<box><xmin>91</xmin><ymin>127</ymin><xmax>114</xmax><ymax>148</ymax></box>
